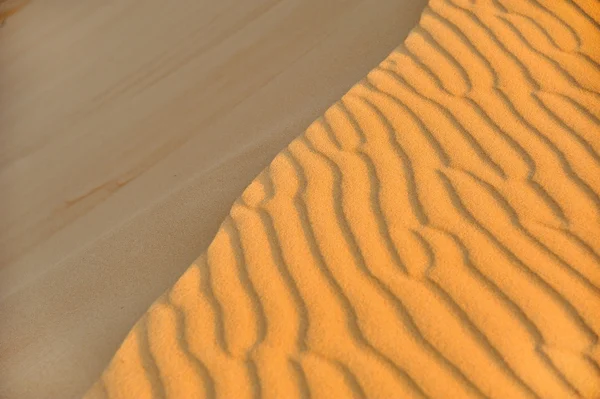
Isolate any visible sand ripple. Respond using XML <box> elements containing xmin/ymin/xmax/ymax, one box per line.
<box><xmin>86</xmin><ymin>0</ymin><xmax>600</xmax><ymax>397</ymax></box>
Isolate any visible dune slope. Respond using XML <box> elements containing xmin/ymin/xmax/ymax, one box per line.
<box><xmin>86</xmin><ymin>0</ymin><xmax>600</xmax><ymax>398</ymax></box>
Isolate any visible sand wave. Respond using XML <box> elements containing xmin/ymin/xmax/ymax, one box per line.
<box><xmin>86</xmin><ymin>0</ymin><xmax>600</xmax><ymax>398</ymax></box>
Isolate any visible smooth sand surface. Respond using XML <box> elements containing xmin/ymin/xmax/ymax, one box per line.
<box><xmin>86</xmin><ymin>0</ymin><xmax>600</xmax><ymax>398</ymax></box>
<box><xmin>0</xmin><ymin>1</ymin><xmax>428</xmax><ymax>398</ymax></box>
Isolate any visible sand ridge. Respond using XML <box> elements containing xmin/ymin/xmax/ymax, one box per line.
<box><xmin>86</xmin><ymin>0</ymin><xmax>600</xmax><ymax>397</ymax></box>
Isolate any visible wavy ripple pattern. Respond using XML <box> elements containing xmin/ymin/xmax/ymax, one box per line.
<box><xmin>86</xmin><ymin>0</ymin><xmax>600</xmax><ymax>398</ymax></box>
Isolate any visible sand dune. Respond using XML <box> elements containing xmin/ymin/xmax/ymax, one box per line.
<box><xmin>0</xmin><ymin>1</ymin><xmax>431</xmax><ymax>398</ymax></box>
<box><xmin>84</xmin><ymin>0</ymin><xmax>600</xmax><ymax>398</ymax></box>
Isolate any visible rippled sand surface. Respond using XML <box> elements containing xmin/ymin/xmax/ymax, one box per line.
<box><xmin>0</xmin><ymin>1</ymin><xmax>428</xmax><ymax>398</ymax></box>
<box><xmin>85</xmin><ymin>0</ymin><xmax>600</xmax><ymax>398</ymax></box>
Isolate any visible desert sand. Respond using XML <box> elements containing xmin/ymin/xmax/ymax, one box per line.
<box><xmin>0</xmin><ymin>0</ymin><xmax>429</xmax><ymax>398</ymax></box>
<box><xmin>84</xmin><ymin>0</ymin><xmax>600</xmax><ymax>398</ymax></box>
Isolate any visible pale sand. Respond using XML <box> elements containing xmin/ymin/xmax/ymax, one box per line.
<box><xmin>86</xmin><ymin>0</ymin><xmax>600</xmax><ymax>397</ymax></box>
<box><xmin>0</xmin><ymin>1</ymin><xmax>428</xmax><ymax>398</ymax></box>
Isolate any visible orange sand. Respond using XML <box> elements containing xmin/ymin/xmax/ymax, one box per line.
<box><xmin>85</xmin><ymin>0</ymin><xmax>600</xmax><ymax>397</ymax></box>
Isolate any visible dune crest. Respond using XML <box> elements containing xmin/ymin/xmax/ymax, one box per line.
<box><xmin>86</xmin><ymin>0</ymin><xmax>600</xmax><ymax>398</ymax></box>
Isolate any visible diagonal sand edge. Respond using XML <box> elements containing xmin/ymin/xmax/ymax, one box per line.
<box><xmin>0</xmin><ymin>2</ymin><xmax>431</xmax><ymax>397</ymax></box>
<box><xmin>86</xmin><ymin>0</ymin><xmax>600</xmax><ymax>398</ymax></box>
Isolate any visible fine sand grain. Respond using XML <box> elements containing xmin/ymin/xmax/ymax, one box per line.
<box><xmin>0</xmin><ymin>1</ymin><xmax>428</xmax><ymax>398</ymax></box>
<box><xmin>85</xmin><ymin>0</ymin><xmax>600</xmax><ymax>398</ymax></box>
